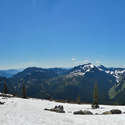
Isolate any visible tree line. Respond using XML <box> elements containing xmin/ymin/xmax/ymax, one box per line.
<box><xmin>2</xmin><ymin>81</ymin><xmax>100</xmax><ymax>109</ymax></box>
<box><xmin>1</xmin><ymin>81</ymin><xmax>27</xmax><ymax>99</ymax></box>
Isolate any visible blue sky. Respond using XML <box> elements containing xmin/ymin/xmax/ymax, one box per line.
<box><xmin>0</xmin><ymin>0</ymin><xmax>125</xmax><ymax>69</ymax></box>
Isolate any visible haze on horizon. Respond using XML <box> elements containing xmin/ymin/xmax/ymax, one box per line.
<box><xmin>0</xmin><ymin>0</ymin><xmax>125</xmax><ymax>69</ymax></box>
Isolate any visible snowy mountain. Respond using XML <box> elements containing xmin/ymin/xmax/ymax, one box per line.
<box><xmin>0</xmin><ymin>95</ymin><xmax>125</xmax><ymax>125</ymax></box>
<box><xmin>68</xmin><ymin>63</ymin><xmax>96</xmax><ymax>77</ymax></box>
<box><xmin>0</xmin><ymin>63</ymin><xmax>125</xmax><ymax>104</ymax></box>
<box><xmin>68</xmin><ymin>63</ymin><xmax>125</xmax><ymax>83</ymax></box>
<box><xmin>1</xmin><ymin>64</ymin><xmax>115</xmax><ymax>104</ymax></box>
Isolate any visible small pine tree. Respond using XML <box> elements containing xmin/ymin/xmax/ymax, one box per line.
<box><xmin>92</xmin><ymin>83</ymin><xmax>99</xmax><ymax>109</ymax></box>
<box><xmin>3</xmin><ymin>82</ymin><xmax>8</xmax><ymax>94</ymax></box>
<box><xmin>22</xmin><ymin>84</ymin><xmax>27</xmax><ymax>98</ymax></box>
<box><xmin>76</xmin><ymin>96</ymin><xmax>81</xmax><ymax>104</ymax></box>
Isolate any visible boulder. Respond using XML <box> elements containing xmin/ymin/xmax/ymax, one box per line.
<box><xmin>0</xmin><ymin>101</ymin><xmax>5</xmax><ymax>105</ymax></box>
<box><xmin>44</xmin><ymin>105</ymin><xmax>65</xmax><ymax>113</ymax></box>
<box><xmin>92</xmin><ymin>104</ymin><xmax>99</xmax><ymax>109</ymax></box>
<box><xmin>74</xmin><ymin>110</ymin><xmax>93</xmax><ymax>115</ymax></box>
<box><xmin>102</xmin><ymin>109</ymin><xmax>122</xmax><ymax>115</ymax></box>
<box><xmin>110</xmin><ymin>109</ymin><xmax>122</xmax><ymax>114</ymax></box>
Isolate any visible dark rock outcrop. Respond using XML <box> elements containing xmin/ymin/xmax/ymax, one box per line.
<box><xmin>74</xmin><ymin>110</ymin><xmax>93</xmax><ymax>115</ymax></box>
<box><xmin>102</xmin><ymin>109</ymin><xmax>122</xmax><ymax>115</ymax></box>
<box><xmin>44</xmin><ymin>105</ymin><xmax>65</xmax><ymax>113</ymax></box>
<box><xmin>110</xmin><ymin>109</ymin><xmax>122</xmax><ymax>114</ymax></box>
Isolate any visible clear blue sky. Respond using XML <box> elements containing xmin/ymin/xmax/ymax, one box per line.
<box><xmin>0</xmin><ymin>0</ymin><xmax>125</xmax><ymax>69</ymax></box>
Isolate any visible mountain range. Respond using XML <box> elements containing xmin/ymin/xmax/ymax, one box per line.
<box><xmin>0</xmin><ymin>63</ymin><xmax>125</xmax><ymax>104</ymax></box>
<box><xmin>0</xmin><ymin>69</ymin><xmax>20</xmax><ymax>78</ymax></box>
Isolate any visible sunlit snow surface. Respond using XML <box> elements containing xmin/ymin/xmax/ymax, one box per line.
<box><xmin>0</xmin><ymin>97</ymin><xmax>125</xmax><ymax>125</ymax></box>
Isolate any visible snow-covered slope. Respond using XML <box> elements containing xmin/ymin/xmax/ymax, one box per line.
<box><xmin>0</xmin><ymin>97</ymin><xmax>125</xmax><ymax>125</ymax></box>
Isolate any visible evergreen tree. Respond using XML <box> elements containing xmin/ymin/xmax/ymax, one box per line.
<box><xmin>22</xmin><ymin>84</ymin><xmax>27</xmax><ymax>98</ymax></box>
<box><xmin>92</xmin><ymin>83</ymin><xmax>99</xmax><ymax>109</ymax></box>
<box><xmin>76</xmin><ymin>95</ymin><xmax>81</xmax><ymax>104</ymax></box>
<box><xmin>3</xmin><ymin>82</ymin><xmax>8</xmax><ymax>94</ymax></box>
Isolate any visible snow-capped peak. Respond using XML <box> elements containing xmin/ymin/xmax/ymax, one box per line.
<box><xmin>68</xmin><ymin>63</ymin><xmax>95</xmax><ymax>77</ymax></box>
<box><xmin>98</xmin><ymin>65</ymin><xmax>125</xmax><ymax>83</ymax></box>
<box><xmin>82</xmin><ymin>63</ymin><xmax>95</xmax><ymax>69</ymax></box>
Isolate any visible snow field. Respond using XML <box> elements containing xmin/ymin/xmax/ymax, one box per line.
<box><xmin>0</xmin><ymin>97</ymin><xmax>125</xmax><ymax>125</ymax></box>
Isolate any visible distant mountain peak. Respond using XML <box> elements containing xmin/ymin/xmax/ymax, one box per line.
<box><xmin>67</xmin><ymin>63</ymin><xmax>96</xmax><ymax>77</ymax></box>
